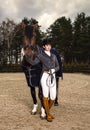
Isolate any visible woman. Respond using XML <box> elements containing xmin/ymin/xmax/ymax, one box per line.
<box><xmin>25</xmin><ymin>39</ymin><xmax>59</xmax><ymax>122</ymax></box>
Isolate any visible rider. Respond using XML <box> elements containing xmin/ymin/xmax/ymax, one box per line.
<box><xmin>41</xmin><ymin>39</ymin><xmax>63</xmax><ymax>106</ymax></box>
<box><xmin>25</xmin><ymin>39</ymin><xmax>59</xmax><ymax>122</ymax></box>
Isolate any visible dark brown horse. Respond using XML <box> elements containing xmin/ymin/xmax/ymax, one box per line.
<box><xmin>21</xmin><ymin>23</ymin><xmax>44</xmax><ymax>116</ymax></box>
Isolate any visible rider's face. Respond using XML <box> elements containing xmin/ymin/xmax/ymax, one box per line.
<box><xmin>43</xmin><ymin>44</ymin><xmax>51</xmax><ymax>51</ymax></box>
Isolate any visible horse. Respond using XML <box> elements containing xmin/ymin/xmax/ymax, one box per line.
<box><xmin>21</xmin><ymin>23</ymin><xmax>45</xmax><ymax>118</ymax></box>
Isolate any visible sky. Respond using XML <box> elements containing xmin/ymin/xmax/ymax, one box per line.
<box><xmin>0</xmin><ymin>0</ymin><xmax>90</xmax><ymax>32</ymax></box>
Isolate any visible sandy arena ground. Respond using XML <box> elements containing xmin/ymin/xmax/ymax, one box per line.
<box><xmin>0</xmin><ymin>73</ymin><xmax>90</xmax><ymax>130</ymax></box>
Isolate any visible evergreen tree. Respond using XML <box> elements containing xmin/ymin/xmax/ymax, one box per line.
<box><xmin>73</xmin><ymin>12</ymin><xmax>90</xmax><ymax>63</ymax></box>
<box><xmin>47</xmin><ymin>17</ymin><xmax>73</xmax><ymax>63</ymax></box>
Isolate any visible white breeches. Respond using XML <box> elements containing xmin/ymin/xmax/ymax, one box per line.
<box><xmin>41</xmin><ymin>72</ymin><xmax>56</xmax><ymax>100</ymax></box>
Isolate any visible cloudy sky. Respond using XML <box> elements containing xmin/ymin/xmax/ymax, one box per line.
<box><xmin>0</xmin><ymin>0</ymin><xmax>90</xmax><ymax>31</ymax></box>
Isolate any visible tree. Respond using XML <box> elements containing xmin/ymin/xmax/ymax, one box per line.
<box><xmin>73</xmin><ymin>12</ymin><xmax>90</xmax><ymax>63</ymax></box>
<box><xmin>0</xmin><ymin>19</ymin><xmax>16</xmax><ymax>64</ymax></box>
<box><xmin>47</xmin><ymin>17</ymin><xmax>73</xmax><ymax>63</ymax></box>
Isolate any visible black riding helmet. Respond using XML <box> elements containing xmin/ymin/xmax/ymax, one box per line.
<box><xmin>42</xmin><ymin>38</ymin><xmax>52</xmax><ymax>46</ymax></box>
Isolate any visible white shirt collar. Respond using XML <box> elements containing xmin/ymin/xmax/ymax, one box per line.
<box><xmin>44</xmin><ymin>50</ymin><xmax>51</xmax><ymax>56</ymax></box>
